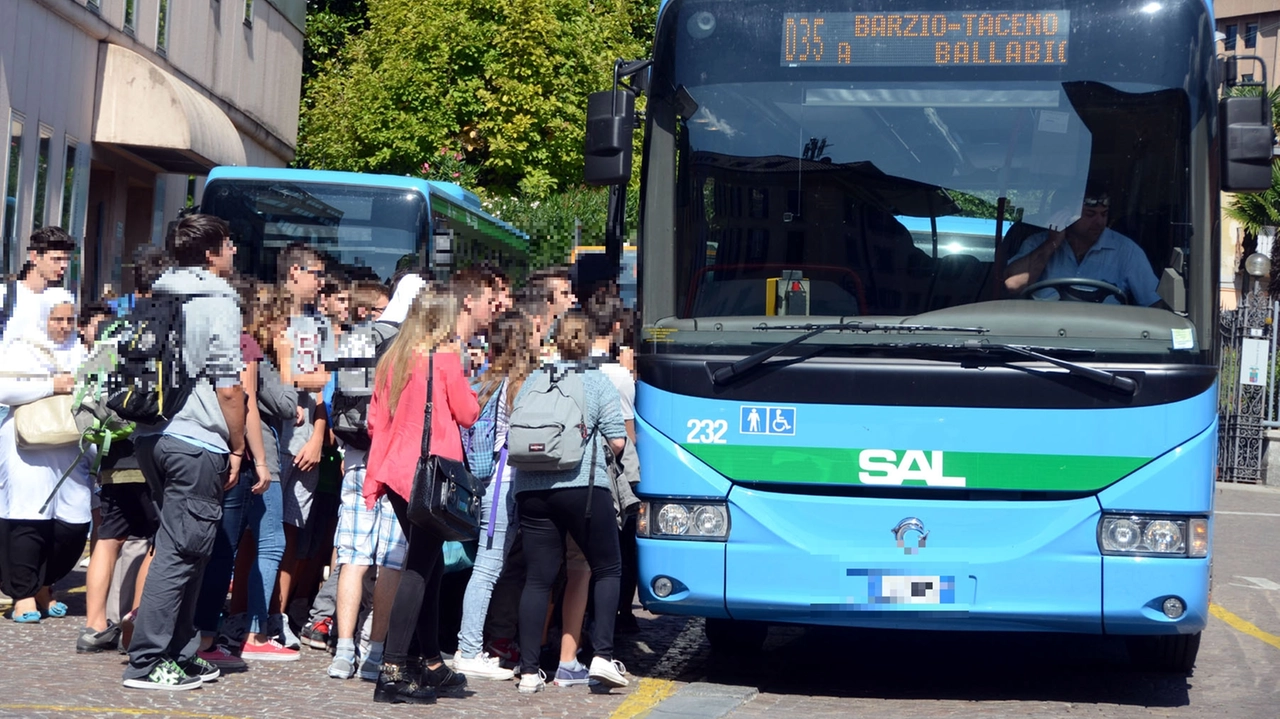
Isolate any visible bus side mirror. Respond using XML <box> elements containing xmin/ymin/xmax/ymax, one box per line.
<box><xmin>1220</xmin><ymin>94</ymin><xmax>1275</xmax><ymax>192</ymax></box>
<box><xmin>584</xmin><ymin>90</ymin><xmax>635</xmax><ymax>186</ymax></box>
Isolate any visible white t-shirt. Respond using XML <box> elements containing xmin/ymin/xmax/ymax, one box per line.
<box><xmin>592</xmin><ymin>351</ymin><xmax>635</xmax><ymax>421</ymax></box>
<box><xmin>0</xmin><ymin>282</ymin><xmax>53</xmax><ymax>348</ymax></box>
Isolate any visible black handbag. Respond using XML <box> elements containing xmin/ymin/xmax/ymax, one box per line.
<box><xmin>406</xmin><ymin>353</ymin><xmax>484</xmax><ymax>542</ymax></box>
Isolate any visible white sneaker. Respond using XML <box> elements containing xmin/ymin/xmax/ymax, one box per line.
<box><xmin>452</xmin><ymin>653</ymin><xmax>515</xmax><ymax>681</ymax></box>
<box><xmin>517</xmin><ymin>669</ymin><xmax>546</xmax><ymax>694</ymax></box>
<box><xmin>588</xmin><ymin>656</ymin><xmax>629</xmax><ymax>688</ymax></box>
<box><xmin>268</xmin><ymin>614</ymin><xmax>301</xmax><ymax>650</ymax></box>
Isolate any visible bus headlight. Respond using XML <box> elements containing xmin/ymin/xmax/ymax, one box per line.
<box><xmin>1098</xmin><ymin>515</ymin><xmax>1206</xmax><ymax>557</ymax></box>
<box><xmin>637</xmin><ymin>501</ymin><xmax>730</xmax><ymax>540</ymax></box>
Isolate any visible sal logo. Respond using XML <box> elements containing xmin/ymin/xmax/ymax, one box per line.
<box><xmin>740</xmin><ymin>406</ymin><xmax>796</xmax><ymax>436</ymax></box>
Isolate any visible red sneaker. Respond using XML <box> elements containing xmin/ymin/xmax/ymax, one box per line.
<box><xmin>301</xmin><ymin>617</ymin><xmax>333</xmax><ymax>650</ymax></box>
<box><xmin>240</xmin><ymin>639</ymin><xmax>301</xmax><ymax>662</ymax></box>
<box><xmin>485</xmin><ymin>638</ymin><xmax>520</xmax><ymax>668</ymax></box>
<box><xmin>196</xmin><ymin>644</ymin><xmax>247</xmax><ymax>670</ymax></box>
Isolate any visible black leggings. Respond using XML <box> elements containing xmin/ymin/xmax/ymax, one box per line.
<box><xmin>0</xmin><ymin>518</ymin><xmax>90</xmax><ymax>600</ymax></box>
<box><xmin>384</xmin><ymin>492</ymin><xmax>445</xmax><ymax>666</ymax></box>
<box><xmin>517</xmin><ymin>487</ymin><xmax>621</xmax><ymax>675</ymax></box>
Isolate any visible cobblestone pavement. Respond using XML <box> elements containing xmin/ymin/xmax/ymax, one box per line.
<box><xmin>3</xmin><ymin>483</ymin><xmax>1279</xmax><ymax>718</ymax></box>
<box><xmin>0</xmin><ymin>581</ymin><xmax>704</xmax><ymax>719</ymax></box>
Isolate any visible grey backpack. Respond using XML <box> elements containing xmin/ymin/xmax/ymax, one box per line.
<box><xmin>507</xmin><ymin>364</ymin><xmax>591</xmax><ymax>471</ymax></box>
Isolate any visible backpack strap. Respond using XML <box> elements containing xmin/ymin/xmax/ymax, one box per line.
<box><xmin>0</xmin><ymin>279</ymin><xmax>18</xmax><ymax>340</ymax></box>
<box><xmin>583</xmin><ymin>426</ymin><xmax>599</xmax><ymax>523</ymax></box>
<box><xmin>488</xmin><ymin>446</ymin><xmax>507</xmax><ymax>542</ymax></box>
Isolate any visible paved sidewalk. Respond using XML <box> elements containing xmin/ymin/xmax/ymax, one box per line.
<box><xmin>0</xmin><ymin>569</ymin><xmax>700</xmax><ymax>719</ymax></box>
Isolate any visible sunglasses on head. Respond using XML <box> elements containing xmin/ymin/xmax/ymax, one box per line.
<box><xmin>1083</xmin><ymin>194</ymin><xmax>1110</xmax><ymax>208</ymax></box>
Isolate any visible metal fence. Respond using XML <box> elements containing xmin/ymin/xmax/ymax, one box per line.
<box><xmin>1217</xmin><ymin>287</ymin><xmax>1278</xmax><ymax>484</ymax></box>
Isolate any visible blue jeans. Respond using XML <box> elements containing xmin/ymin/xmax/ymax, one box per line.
<box><xmin>193</xmin><ymin>470</ymin><xmax>285</xmax><ymax>637</ymax></box>
<box><xmin>456</xmin><ymin>464</ymin><xmax>514</xmax><ymax>658</ymax></box>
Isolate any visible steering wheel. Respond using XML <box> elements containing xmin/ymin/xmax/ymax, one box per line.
<box><xmin>1019</xmin><ymin>277</ymin><xmax>1128</xmax><ymax>304</ymax></box>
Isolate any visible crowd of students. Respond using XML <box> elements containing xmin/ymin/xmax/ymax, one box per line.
<box><xmin>0</xmin><ymin>215</ymin><xmax>642</xmax><ymax>703</ymax></box>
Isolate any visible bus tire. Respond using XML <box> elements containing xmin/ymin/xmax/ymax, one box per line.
<box><xmin>704</xmin><ymin>618</ymin><xmax>768</xmax><ymax>654</ymax></box>
<box><xmin>1125</xmin><ymin>632</ymin><xmax>1201</xmax><ymax>674</ymax></box>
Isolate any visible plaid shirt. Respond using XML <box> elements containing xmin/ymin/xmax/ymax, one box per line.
<box><xmin>463</xmin><ymin>379</ymin><xmax>507</xmax><ymax>480</ymax></box>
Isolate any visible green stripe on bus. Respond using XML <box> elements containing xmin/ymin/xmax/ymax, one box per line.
<box><xmin>680</xmin><ymin>444</ymin><xmax>1150</xmax><ymax>491</ymax></box>
<box><xmin>432</xmin><ymin>198</ymin><xmax>528</xmax><ymax>253</ymax></box>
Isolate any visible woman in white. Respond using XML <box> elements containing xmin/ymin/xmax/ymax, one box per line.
<box><xmin>0</xmin><ymin>289</ymin><xmax>94</xmax><ymax>623</ymax></box>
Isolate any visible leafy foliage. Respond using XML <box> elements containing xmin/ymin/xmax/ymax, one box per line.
<box><xmin>303</xmin><ymin>0</ymin><xmax>369</xmax><ymax>81</ymax></box>
<box><xmin>949</xmin><ymin>190</ymin><xmax>1019</xmax><ymax>221</ymax></box>
<box><xmin>483</xmin><ymin>185</ymin><xmax>639</xmax><ymax>268</ymax></box>
<box><xmin>297</xmin><ymin>0</ymin><xmax>655</xmax><ymax>197</ymax></box>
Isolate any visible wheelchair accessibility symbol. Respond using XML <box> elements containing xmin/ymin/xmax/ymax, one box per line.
<box><xmin>740</xmin><ymin>406</ymin><xmax>797</xmax><ymax>436</ymax></box>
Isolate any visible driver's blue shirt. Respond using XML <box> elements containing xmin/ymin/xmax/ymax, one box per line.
<box><xmin>1011</xmin><ymin>227</ymin><xmax>1161</xmax><ymax>306</ymax></box>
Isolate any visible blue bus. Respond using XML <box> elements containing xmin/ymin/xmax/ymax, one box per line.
<box><xmin>585</xmin><ymin>0</ymin><xmax>1273</xmax><ymax>672</ymax></box>
<box><xmin>201</xmin><ymin>167</ymin><xmax>528</xmax><ymax>285</ymax></box>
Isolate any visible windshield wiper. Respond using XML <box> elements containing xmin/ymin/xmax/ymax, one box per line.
<box><xmin>958</xmin><ymin>340</ymin><xmax>1138</xmax><ymax>395</ymax></box>
<box><xmin>709</xmin><ymin>321</ymin><xmax>987</xmax><ymax>386</ymax></box>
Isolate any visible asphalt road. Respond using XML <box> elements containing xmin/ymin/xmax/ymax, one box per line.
<box><xmin>699</xmin><ymin>482</ymin><xmax>1280</xmax><ymax>719</ymax></box>
<box><xmin>1</xmin><ymin>482</ymin><xmax>1277</xmax><ymax>719</ymax></box>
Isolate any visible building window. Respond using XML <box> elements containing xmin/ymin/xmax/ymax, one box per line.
<box><xmin>1225</xmin><ymin>24</ymin><xmax>1238</xmax><ymax>51</ymax></box>
<box><xmin>1246</xmin><ymin>22</ymin><xmax>1258</xmax><ymax>49</ymax></box>
<box><xmin>61</xmin><ymin>141</ymin><xmax>77</xmax><ymax>230</ymax></box>
<box><xmin>157</xmin><ymin>0</ymin><xmax>170</xmax><ymax>53</ymax></box>
<box><xmin>124</xmin><ymin>0</ymin><xmax>136</xmax><ymax>34</ymax></box>
<box><xmin>244</xmin><ymin>0</ymin><xmax>254</xmax><ymax>26</ymax></box>
<box><xmin>4</xmin><ymin>115</ymin><xmax>24</xmax><ymax>277</ymax></box>
<box><xmin>86</xmin><ymin>0</ymin><xmax>100</xmax><ymax>11</ymax></box>
<box><xmin>1243</xmin><ymin>73</ymin><xmax>1256</xmax><ymax>83</ymax></box>
<box><xmin>31</xmin><ymin>127</ymin><xmax>52</xmax><ymax>232</ymax></box>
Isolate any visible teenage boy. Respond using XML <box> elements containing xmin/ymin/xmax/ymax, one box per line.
<box><xmin>0</xmin><ymin>226</ymin><xmax>75</xmax><ymax>344</ymax></box>
<box><xmin>270</xmin><ymin>242</ymin><xmax>333</xmax><ymax>650</ymax></box>
<box><xmin>122</xmin><ymin>215</ymin><xmax>246</xmax><ymax>691</ymax></box>
<box><xmin>323</xmin><ymin>280</ymin><xmax>410</xmax><ymax>679</ymax></box>
<box><xmin>450</xmin><ymin>266</ymin><xmax>501</xmax><ymax>358</ymax></box>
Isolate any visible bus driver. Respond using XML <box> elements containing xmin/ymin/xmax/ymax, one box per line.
<box><xmin>1002</xmin><ymin>188</ymin><xmax>1163</xmax><ymax>307</ymax></box>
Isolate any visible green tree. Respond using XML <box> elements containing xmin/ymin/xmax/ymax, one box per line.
<box><xmin>297</xmin><ymin>0</ymin><xmax>654</xmax><ymax>196</ymax></box>
<box><xmin>303</xmin><ymin>0</ymin><xmax>369</xmax><ymax>82</ymax></box>
<box><xmin>1223</xmin><ymin>86</ymin><xmax>1280</xmax><ymax>294</ymax></box>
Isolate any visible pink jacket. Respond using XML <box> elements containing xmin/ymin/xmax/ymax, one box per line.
<box><xmin>364</xmin><ymin>351</ymin><xmax>479</xmax><ymax>508</ymax></box>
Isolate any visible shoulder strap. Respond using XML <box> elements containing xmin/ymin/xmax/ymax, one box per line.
<box><xmin>0</xmin><ymin>279</ymin><xmax>18</xmax><ymax>338</ymax></box>
<box><xmin>421</xmin><ymin>352</ymin><xmax>435</xmax><ymax>458</ymax></box>
<box><xmin>583</xmin><ymin>426</ymin><xmax>600</xmax><ymax>522</ymax></box>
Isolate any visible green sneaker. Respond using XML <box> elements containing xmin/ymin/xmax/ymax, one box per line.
<box><xmin>122</xmin><ymin>658</ymin><xmax>204</xmax><ymax>691</ymax></box>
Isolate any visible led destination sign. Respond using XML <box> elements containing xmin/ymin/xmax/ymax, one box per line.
<box><xmin>782</xmin><ymin>11</ymin><xmax>1071</xmax><ymax>67</ymax></box>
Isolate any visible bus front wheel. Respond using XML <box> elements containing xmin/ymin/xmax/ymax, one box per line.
<box><xmin>704</xmin><ymin>618</ymin><xmax>768</xmax><ymax>654</ymax></box>
<box><xmin>1125</xmin><ymin>632</ymin><xmax>1201</xmax><ymax>674</ymax></box>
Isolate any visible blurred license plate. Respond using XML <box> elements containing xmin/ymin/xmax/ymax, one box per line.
<box><xmin>858</xmin><ymin>572</ymin><xmax>956</xmax><ymax>605</ymax></box>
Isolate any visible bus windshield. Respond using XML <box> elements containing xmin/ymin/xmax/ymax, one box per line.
<box><xmin>649</xmin><ymin>0</ymin><xmax>1214</xmax><ymax>359</ymax></box>
<box><xmin>201</xmin><ymin>179</ymin><xmax>428</xmax><ymax>284</ymax></box>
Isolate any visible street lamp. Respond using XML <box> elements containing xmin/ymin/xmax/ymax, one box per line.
<box><xmin>1246</xmin><ymin>251</ymin><xmax>1271</xmax><ymax>289</ymax></box>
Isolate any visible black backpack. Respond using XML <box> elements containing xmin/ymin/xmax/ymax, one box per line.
<box><xmin>103</xmin><ymin>292</ymin><xmax>197</xmax><ymax>424</ymax></box>
<box><xmin>329</xmin><ymin>320</ymin><xmax>399</xmax><ymax>450</ymax></box>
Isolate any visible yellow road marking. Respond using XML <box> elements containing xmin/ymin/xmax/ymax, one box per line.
<box><xmin>1211</xmin><ymin>602</ymin><xmax>1280</xmax><ymax>652</ymax></box>
<box><xmin>608</xmin><ymin>678</ymin><xmax>678</xmax><ymax>719</ymax></box>
<box><xmin>0</xmin><ymin>706</ymin><xmax>242</xmax><ymax>719</ymax></box>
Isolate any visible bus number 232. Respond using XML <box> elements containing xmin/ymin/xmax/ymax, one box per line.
<box><xmin>687</xmin><ymin>419</ymin><xmax>729</xmax><ymax>444</ymax></box>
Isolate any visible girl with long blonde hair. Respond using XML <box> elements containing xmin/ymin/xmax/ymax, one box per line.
<box><xmin>364</xmin><ymin>285</ymin><xmax>480</xmax><ymax>704</ymax></box>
